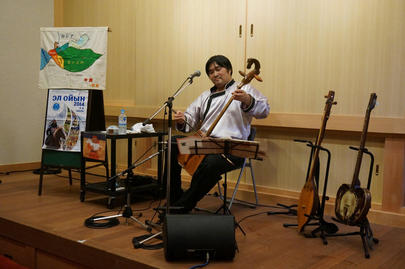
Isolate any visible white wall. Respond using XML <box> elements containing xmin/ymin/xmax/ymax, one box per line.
<box><xmin>0</xmin><ymin>0</ymin><xmax>53</xmax><ymax>165</ymax></box>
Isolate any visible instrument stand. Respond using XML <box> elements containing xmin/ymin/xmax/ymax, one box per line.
<box><xmin>85</xmin><ymin>150</ymin><xmax>163</xmax><ymax>231</ymax></box>
<box><xmin>326</xmin><ymin>147</ymin><xmax>379</xmax><ymax>258</ymax></box>
<box><xmin>282</xmin><ymin>142</ymin><xmax>338</xmax><ymax>244</ymax></box>
<box><xmin>267</xmin><ymin>139</ymin><xmax>314</xmax><ymax>217</ymax></box>
<box><xmin>267</xmin><ymin>203</ymin><xmax>297</xmax><ymax>216</ymax></box>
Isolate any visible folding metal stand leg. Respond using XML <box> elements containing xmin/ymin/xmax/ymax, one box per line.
<box><xmin>217</xmin><ymin>158</ymin><xmax>259</xmax><ymax>210</ymax></box>
<box><xmin>215</xmin><ymin>171</ymin><xmax>246</xmax><ymax>236</ymax></box>
<box><xmin>89</xmin><ymin>174</ymin><xmax>150</xmax><ymax>231</ymax></box>
<box><xmin>281</xmin><ymin>144</ymin><xmax>338</xmax><ymax>244</ymax></box>
<box><xmin>85</xmin><ymin>149</ymin><xmax>162</xmax><ymax>230</ymax></box>
<box><xmin>326</xmin><ymin>147</ymin><xmax>379</xmax><ymax>258</ymax></box>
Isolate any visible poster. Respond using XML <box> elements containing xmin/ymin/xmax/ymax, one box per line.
<box><xmin>43</xmin><ymin>89</ymin><xmax>89</xmax><ymax>152</ymax></box>
<box><xmin>39</xmin><ymin>27</ymin><xmax>108</xmax><ymax>90</ymax></box>
<box><xmin>82</xmin><ymin>133</ymin><xmax>106</xmax><ymax>161</ymax></box>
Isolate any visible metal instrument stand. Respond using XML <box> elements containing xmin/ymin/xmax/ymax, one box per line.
<box><xmin>282</xmin><ymin>141</ymin><xmax>338</xmax><ymax>244</ymax></box>
<box><xmin>327</xmin><ymin>147</ymin><xmax>379</xmax><ymax>258</ymax></box>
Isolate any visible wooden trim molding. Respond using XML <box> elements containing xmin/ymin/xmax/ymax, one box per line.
<box><xmin>0</xmin><ymin>162</ymin><xmax>40</xmax><ymax>173</ymax></box>
<box><xmin>253</xmin><ymin>113</ymin><xmax>405</xmax><ymax>135</ymax></box>
<box><xmin>105</xmin><ymin>104</ymin><xmax>405</xmax><ymax>135</ymax></box>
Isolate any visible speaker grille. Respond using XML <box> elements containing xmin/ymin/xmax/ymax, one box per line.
<box><xmin>164</xmin><ymin>214</ymin><xmax>236</xmax><ymax>261</ymax></box>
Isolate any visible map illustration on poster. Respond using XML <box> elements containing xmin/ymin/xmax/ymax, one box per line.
<box><xmin>43</xmin><ymin>89</ymin><xmax>89</xmax><ymax>152</ymax></box>
<box><xmin>39</xmin><ymin>27</ymin><xmax>108</xmax><ymax>90</ymax></box>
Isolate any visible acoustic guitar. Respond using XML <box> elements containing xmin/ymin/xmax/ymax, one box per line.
<box><xmin>335</xmin><ymin>93</ymin><xmax>377</xmax><ymax>226</ymax></box>
<box><xmin>177</xmin><ymin>58</ymin><xmax>262</xmax><ymax>176</ymax></box>
<box><xmin>297</xmin><ymin>91</ymin><xmax>336</xmax><ymax>232</ymax></box>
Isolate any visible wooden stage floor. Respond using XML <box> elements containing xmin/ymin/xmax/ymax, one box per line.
<box><xmin>1</xmin><ymin>171</ymin><xmax>405</xmax><ymax>268</ymax></box>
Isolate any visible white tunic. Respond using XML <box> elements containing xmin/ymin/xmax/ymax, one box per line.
<box><xmin>176</xmin><ymin>80</ymin><xmax>270</xmax><ymax>140</ymax></box>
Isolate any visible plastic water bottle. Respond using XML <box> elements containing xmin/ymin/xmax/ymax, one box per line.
<box><xmin>118</xmin><ymin>109</ymin><xmax>127</xmax><ymax>134</ymax></box>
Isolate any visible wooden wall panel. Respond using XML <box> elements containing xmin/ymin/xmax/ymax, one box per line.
<box><xmin>59</xmin><ymin>0</ymin><xmax>245</xmax><ymax>110</ymax></box>
<box><xmin>59</xmin><ymin>0</ymin><xmax>137</xmax><ymax>104</ymax></box>
<box><xmin>247</xmin><ymin>0</ymin><xmax>405</xmax><ymax>117</ymax></box>
<box><xmin>37</xmin><ymin>249</ymin><xmax>91</xmax><ymax>269</ymax></box>
<box><xmin>133</xmin><ymin>0</ymin><xmax>245</xmax><ymax>108</ymax></box>
<box><xmin>58</xmin><ymin>0</ymin><xmax>404</xmax><ymax>213</ymax></box>
<box><xmin>382</xmin><ymin>138</ymin><xmax>405</xmax><ymax>211</ymax></box>
<box><xmin>0</xmin><ymin>236</ymin><xmax>35</xmax><ymax>268</ymax></box>
<box><xmin>251</xmin><ymin>130</ymin><xmax>384</xmax><ymax>203</ymax></box>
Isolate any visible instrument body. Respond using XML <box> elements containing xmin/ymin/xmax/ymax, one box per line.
<box><xmin>177</xmin><ymin>59</ymin><xmax>262</xmax><ymax>176</ymax></box>
<box><xmin>335</xmin><ymin>184</ymin><xmax>371</xmax><ymax>225</ymax></box>
<box><xmin>297</xmin><ymin>91</ymin><xmax>336</xmax><ymax>232</ymax></box>
<box><xmin>335</xmin><ymin>93</ymin><xmax>377</xmax><ymax>226</ymax></box>
<box><xmin>177</xmin><ymin>130</ymin><xmax>206</xmax><ymax>176</ymax></box>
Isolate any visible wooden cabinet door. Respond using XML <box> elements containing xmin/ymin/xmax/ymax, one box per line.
<box><xmin>134</xmin><ymin>0</ymin><xmax>246</xmax><ymax>109</ymax></box>
<box><xmin>246</xmin><ymin>0</ymin><xmax>324</xmax><ymax>113</ymax></box>
<box><xmin>247</xmin><ymin>0</ymin><xmax>405</xmax><ymax>116</ymax></box>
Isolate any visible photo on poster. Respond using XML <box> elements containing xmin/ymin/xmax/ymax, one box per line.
<box><xmin>82</xmin><ymin>133</ymin><xmax>106</xmax><ymax>161</ymax></box>
<box><xmin>43</xmin><ymin>89</ymin><xmax>88</xmax><ymax>152</ymax></box>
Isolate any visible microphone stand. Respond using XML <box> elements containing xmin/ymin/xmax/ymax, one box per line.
<box><xmin>138</xmin><ymin>75</ymin><xmax>197</xmax><ymax>245</ymax></box>
<box><xmin>143</xmin><ymin>75</ymin><xmax>196</xmax><ymax>214</ymax></box>
<box><xmin>87</xmin><ymin>149</ymin><xmax>163</xmax><ymax>230</ymax></box>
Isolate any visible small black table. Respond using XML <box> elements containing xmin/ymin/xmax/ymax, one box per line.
<box><xmin>80</xmin><ymin>131</ymin><xmax>166</xmax><ymax>208</ymax></box>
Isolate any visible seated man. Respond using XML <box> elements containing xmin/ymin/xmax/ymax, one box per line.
<box><xmin>165</xmin><ymin>55</ymin><xmax>270</xmax><ymax>213</ymax></box>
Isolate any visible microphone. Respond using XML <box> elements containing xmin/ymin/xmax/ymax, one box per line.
<box><xmin>188</xmin><ymin>70</ymin><xmax>201</xmax><ymax>80</ymax></box>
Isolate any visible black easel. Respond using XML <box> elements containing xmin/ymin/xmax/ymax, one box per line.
<box><xmin>38</xmin><ymin>89</ymin><xmax>105</xmax><ymax>195</ymax></box>
<box><xmin>327</xmin><ymin>147</ymin><xmax>379</xmax><ymax>258</ymax></box>
<box><xmin>282</xmin><ymin>140</ymin><xmax>338</xmax><ymax>244</ymax></box>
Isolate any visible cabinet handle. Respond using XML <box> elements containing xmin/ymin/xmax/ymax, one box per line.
<box><xmin>239</xmin><ymin>25</ymin><xmax>242</xmax><ymax>38</ymax></box>
<box><xmin>250</xmin><ymin>24</ymin><xmax>254</xmax><ymax>37</ymax></box>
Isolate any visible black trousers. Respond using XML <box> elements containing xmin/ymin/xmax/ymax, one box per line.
<box><xmin>163</xmin><ymin>136</ymin><xmax>244</xmax><ymax>212</ymax></box>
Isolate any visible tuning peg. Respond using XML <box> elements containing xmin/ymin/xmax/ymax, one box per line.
<box><xmin>333</xmin><ymin>101</ymin><xmax>337</xmax><ymax>105</ymax></box>
<box><xmin>238</xmin><ymin>70</ymin><xmax>246</xmax><ymax>77</ymax></box>
<box><xmin>254</xmin><ymin>74</ymin><xmax>263</xmax><ymax>82</ymax></box>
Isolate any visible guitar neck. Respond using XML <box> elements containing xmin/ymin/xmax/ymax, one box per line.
<box><xmin>306</xmin><ymin>113</ymin><xmax>328</xmax><ymax>183</ymax></box>
<box><xmin>351</xmin><ymin>105</ymin><xmax>373</xmax><ymax>188</ymax></box>
<box><xmin>306</xmin><ymin>90</ymin><xmax>335</xmax><ymax>184</ymax></box>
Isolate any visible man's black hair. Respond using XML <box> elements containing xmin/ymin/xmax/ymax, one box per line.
<box><xmin>205</xmin><ymin>55</ymin><xmax>233</xmax><ymax>75</ymax></box>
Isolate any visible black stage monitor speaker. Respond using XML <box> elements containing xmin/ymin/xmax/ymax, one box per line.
<box><xmin>163</xmin><ymin>214</ymin><xmax>236</xmax><ymax>261</ymax></box>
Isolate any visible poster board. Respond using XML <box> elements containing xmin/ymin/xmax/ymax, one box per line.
<box><xmin>38</xmin><ymin>27</ymin><xmax>108</xmax><ymax>190</ymax></box>
<box><xmin>43</xmin><ymin>89</ymin><xmax>89</xmax><ymax>152</ymax></box>
<box><xmin>39</xmin><ymin>27</ymin><xmax>108</xmax><ymax>90</ymax></box>
<box><xmin>41</xmin><ymin>89</ymin><xmax>105</xmax><ymax>169</ymax></box>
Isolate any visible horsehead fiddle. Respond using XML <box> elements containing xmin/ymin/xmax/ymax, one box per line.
<box><xmin>177</xmin><ymin>58</ymin><xmax>263</xmax><ymax>176</ymax></box>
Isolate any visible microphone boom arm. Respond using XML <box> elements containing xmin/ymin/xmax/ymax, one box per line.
<box><xmin>143</xmin><ymin>76</ymin><xmax>195</xmax><ymax>125</ymax></box>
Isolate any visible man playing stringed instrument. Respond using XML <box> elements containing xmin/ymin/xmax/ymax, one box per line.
<box><xmin>165</xmin><ymin>55</ymin><xmax>269</xmax><ymax>213</ymax></box>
